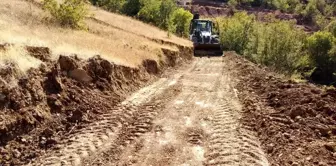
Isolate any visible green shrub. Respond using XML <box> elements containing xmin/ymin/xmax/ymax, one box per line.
<box><xmin>218</xmin><ymin>12</ymin><xmax>306</xmax><ymax>74</ymax></box>
<box><xmin>228</xmin><ymin>0</ymin><xmax>255</xmax><ymax>8</ymax></box>
<box><xmin>299</xmin><ymin>0</ymin><xmax>328</xmax><ymax>24</ymax></box>
<box><xmin>122</xmin><ymin>0</ymin><xmax>141</xmax><ymax>16</ymax></box>
<box><xmin>245</xmin><ymin>19</ymin><xmax>306</xmax><ymax>73</ymax></box>
<box><xmin>301</xmin><ymin>1</ymin><xmax>320</xmax><ymax>22</ymax></box>
<box><xmin>43</xmin><ymin>0</ymin><xmax>89</xmax><ymax>29</ymax></box>
<box><xmin>228</xmin><ymin>0</ymin><xmax>239</xmax><ymax>8</ymax></box>
<box><xmin>167</xmin><ymin>15</ymin><xmax>176</xmax><ymax>38</ymax></box>
<box><xmin>315</xmin><ymin>13</ymin><xmax>329</xmax><ymax>29</ymax></box>
<box><xmin>217</xmin><ymin>12</ymin><xmax>255</xmax><ymax>55</ymax></box>
<box><xmin>272</xmin><ymin>0</ymin><xmax>290</xmax><ymax>12</ymax></box>
<box><xmin>137</xmin><ymin>0</ymin><xmax>161</xmax><ymax>24</ymax></box>
<box><xmin>306</xmin><ymin>31</ymin><xmax>336</xmax><ymax>83</ymax></box>
<box><xmin>94</xmin><ymin>0</ymin><xmax>126</xmax><ymax>12</ymax></box>
<box><xmin>325</xmin><ymin>19</ymin><xmax>336</xmax><ymax>37</ymax></box>
<box><xmin>286</xmin><ymin>0</ymin><xmax>301</xmax><ymax>12</ymax></box>
<box><xmin>306</xmin><ymin>31</ymin><xmax>336</xmax><ymax>70</ymax></box>
<box><xmin>171</xmin><ymin>8</ymin><xmax>193</xmax><ymax>37</ymax></box>
<box><xmin>158</xmin><ymin>0</ymin><xmax>177</xmax><ymax>30</ymax></box>
<box><xmin>324</xmin><ymin>3</ymin><xmax>335</xmax><ymax>17</ymax></box>
<box><xmin>137</xmin><ymin>0</ymin><xmax>181</xmax><ymax>37</ymax></box>
<box><xmin>267</xmin><ymin>0</ymin><xmax>299</xmax><ymax>13</ymax></box>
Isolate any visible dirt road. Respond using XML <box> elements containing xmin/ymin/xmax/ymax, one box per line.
<box><xmin>29</xmin><ymin>57</ymin><xmax>269</xmax><ymax>166</ymax></box>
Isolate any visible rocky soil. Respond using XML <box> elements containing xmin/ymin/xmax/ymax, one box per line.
<box><xmin>1</xmin><ymin>45</ymin><xmax>335</xmax><ymax>165</ymax></box>
<box><xmin>30</xmin><ymin>56</ymin><xmax>269</xmax><ymax>166</ymax></box>
<box><xmin>0</xmin><ymin>44</ymin><xmax>192</xmax><ymax>165</ymax></box>
<box><xmin>224</xmin><ymin>52</ymin><xmax>336</xmax><ymax>166</ymax></box>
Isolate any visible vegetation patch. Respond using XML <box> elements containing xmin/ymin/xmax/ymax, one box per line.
<box><xmin>217</xmin><ymin>11</ymin><xmax>336</xmax><ymax>85</ymax></box>
<box><xmin>89</xmin><ymin>0</ymin><xmax>193</xmax><ymax>37</ymax></box>
<box><xmin>42</xmin><ymin>0</ymin><xmax>89</xmax><ymax>29</ymax></box>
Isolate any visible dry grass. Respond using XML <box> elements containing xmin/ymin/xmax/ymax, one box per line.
<box><xmin>91</xmin><ymin>7</ymin><xmax>191</xmax><ymax>46</ymax></box>
<box><xmin>0</xmin><ymin>0</ymin><xmax>191</xmax><ymax>70</ymax></box>
<box><xmin>0</xmin><ymin>46</ymin><xmax>42</xmax><ymax>75</ymax></box>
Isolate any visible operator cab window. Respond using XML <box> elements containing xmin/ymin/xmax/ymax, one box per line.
<box><xmin>196</xmin><ymin>21</ymin><xmax>210</xmax><ymax>32</ymax></box>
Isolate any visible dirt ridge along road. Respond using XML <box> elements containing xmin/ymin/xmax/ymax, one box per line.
<box><xmin>29</xmin><ymin>57</ymin><xmax>268</xmax><ymax>166</ymax></box>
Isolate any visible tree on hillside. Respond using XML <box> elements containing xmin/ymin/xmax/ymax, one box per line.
<box><xmin>159</xmin><ymin>0</ymin><xmax>178</xmax><ymax>30</ymax></box>
<box><xmin>306</xmin><ymin>31</ymin><xmax>336</xmax><ymax>83</ymax></box>
<box><xmin>172</xmin><ymin>8</ymin><xmax>193</xmax><ymax>37</ymax></box>
<box><xmin>122</xmin><ymin>0</ymin><xmax>141</xmax><ymax>16</ymax></box>
<box><xmin>138</xmin><ymin>0</ymin><xmax>161</xmax><ymax>23</ymax></box>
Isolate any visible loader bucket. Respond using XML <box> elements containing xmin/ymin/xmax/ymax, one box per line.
<box><xmin>194</xmin><ymin>44</ymin><xmax>223</xmax><ymax>56</ymax></box>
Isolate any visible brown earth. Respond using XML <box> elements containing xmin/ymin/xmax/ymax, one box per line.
<box><xmin>0</xmin><ymin>45</ymin><xmax>193</xmax><ymax>165</ymax></box>
<box><xmin>1</xmin><ymin>47</ymin><xmax>335</xmax><ymax>166</ymax></box>
<box><xmin>27</xmin><ymin>56</ymin><xmax>269</xmax><ymax>166</ymax></box>
<box><xmin>223</xmin><ymin>52</ymin><xmax>336</xmax><ymax>166</ymax></box>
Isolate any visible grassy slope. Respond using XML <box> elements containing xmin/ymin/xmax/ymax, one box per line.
<box><xmin>0</xmin><ymin>0</ymin><xmax>191</xmax><ymax>72</ymax></box>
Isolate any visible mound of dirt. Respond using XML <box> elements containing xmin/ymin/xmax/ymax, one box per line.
<box><xmin>0</xmin><ymin>45</ymin><xmax>192</xmax><ymax>165</ymax></box>
<box><xmin>224</xmin><ymin>53</ymin><xmax>336</xmax><ymax>166</ymax></box>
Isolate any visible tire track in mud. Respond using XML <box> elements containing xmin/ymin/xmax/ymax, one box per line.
<box><xmin>107</xmin><ymin>57</ymin><xmax>269</xmax><ymax>166</ymax></box>
<box><xmin>94</xmin><ymin>60</ymin><xmax>207</xmax><ymax>165</ymax></box>
<box><xmin>27</xmin><ymin>103</ymin><xmax>139</xmax><ymax>166</ymax></box>
<box><xmin>29</xmin><ymin>58</ymin><xmax>270</xmax><ymax>166</ymax></box>
<box><xmin>84</xmin><ymin>85</ymin><xmax>181</xmax><ymax>165</ymax></box>
<box><xmin>205</xmin><ymin>102</ymin><xmax>269</xmax><ymax>166</ymax></box>
<box><xmin>27</xmin><ymin>77</ymin><xmax>184</xmax><ymax>166</ymax></box>
<box><xmin>109</xmin><ymin>59</ymin><xmax>215</xmax><ymax>166</ymax></box>
<box><xmin>204</xmin><ymin>60</ymin><xmax>269</xmax><ymax>166</ymax></box>
<box><xmin>28</xmin><ymin>62</ymin><xmax>197</xmax><ymax>166</ymax></box>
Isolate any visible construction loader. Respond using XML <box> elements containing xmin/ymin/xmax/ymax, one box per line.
<box><xmin>189</xmin><ymin>14</ymin><xmax>223</xmax><ymax>56</ymax></box>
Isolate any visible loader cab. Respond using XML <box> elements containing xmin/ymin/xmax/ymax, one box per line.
<box><xmin>190</xmin><ymin>20</ymin><xmax>213</xmax><ymax>34</ymax></box>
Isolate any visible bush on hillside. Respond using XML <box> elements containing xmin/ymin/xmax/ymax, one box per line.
<box><xmin>91</xmin><ymin>0</ymin><xmax>126</xmax><ymax>12</ymax></box>
<box><xmin>158</xmin><ymin>0</ymin><xmax>177</xmax><ymax>30</ymax></box>
<box><xmin>171</xmin><ymin>8</ymin><xmax>193</xmax><ymax>37</ymax></box>
<box><xmin>218</xmin><ymin>12</ymin><xmax>306</xmax><ymax>74</ymax></box>
<box><xmin>228</xmin><ymin>0</ymin><xmax>239</xmax><ymax>8</ymax></box>
<box><xmin>228</xmin><ymin>0</ymin><xmax>254</xmax><ymax>8</ymax></box>
<box><xmin>325</xmin><ymin>19</ymin><xmax>336</xmax><ymax>37</ymax></box>
<box><xmin>306</xmin><ymin>31</ymin><xmax>336</xmax><ymax>69</ymax></box>
<box><xmin>137</xmin><ymin>0</ymin><xmax>161</xmax><ymax>24</ymax></box>
<box><xmin>315</xmin><ymin>13</ymin><xmax>330</xmax><ymax>29</ymax></box>
<box><xmin>137</xmin><ymin>0</ymin><xmax>181</xmax><ymax>37</ymax></box>
<box><xmin>299</xmin><ymin>0</ymin><xmax>331</xmax><ymax>25</ymax></box>
<box><xmin>122</xmin><ymin>0</ymin><xmax>141</xmax><ymax>16</ymax></box>
<box><xmin>264</xmin><ymin>0</ymin><xmax>299</xmax><ymax>12</ymax></box>
<box><xmin>217</xmin><ymin>12</ymin><xmax>255</xmax><ymax>55</ymax></box>
<box><xmin>306</xmin><ymin>31</ymin><xmax>336</xmax><ymax>83</ymax></box>
<box><xmin>43</xmin><ymin>0</ymin><xmax>89</xmax><ymax>29</ymax></box>
<box><xmin>300</xmin><ymin>0</ymin><xmax>320</xmax><ymax>22</ymax></box>
<box><xmin>271</xmin><ymin>0</ymin><xmax>290</xmax><ymax>12</ymax></box>
<box><xmin>245</xmin><ymin>19</ymin><xmax>306</xmax><ymax>73</ymax></box>
<box><xmin>286</xmin><ymin>0</ymin><xmax>301</xmax><ymax>12</ymax></box>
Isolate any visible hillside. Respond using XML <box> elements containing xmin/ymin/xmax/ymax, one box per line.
<box><xmin>0</xmin><ymin>0</ymin><xmax>191</xmax><ymax>69</ymax></box>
